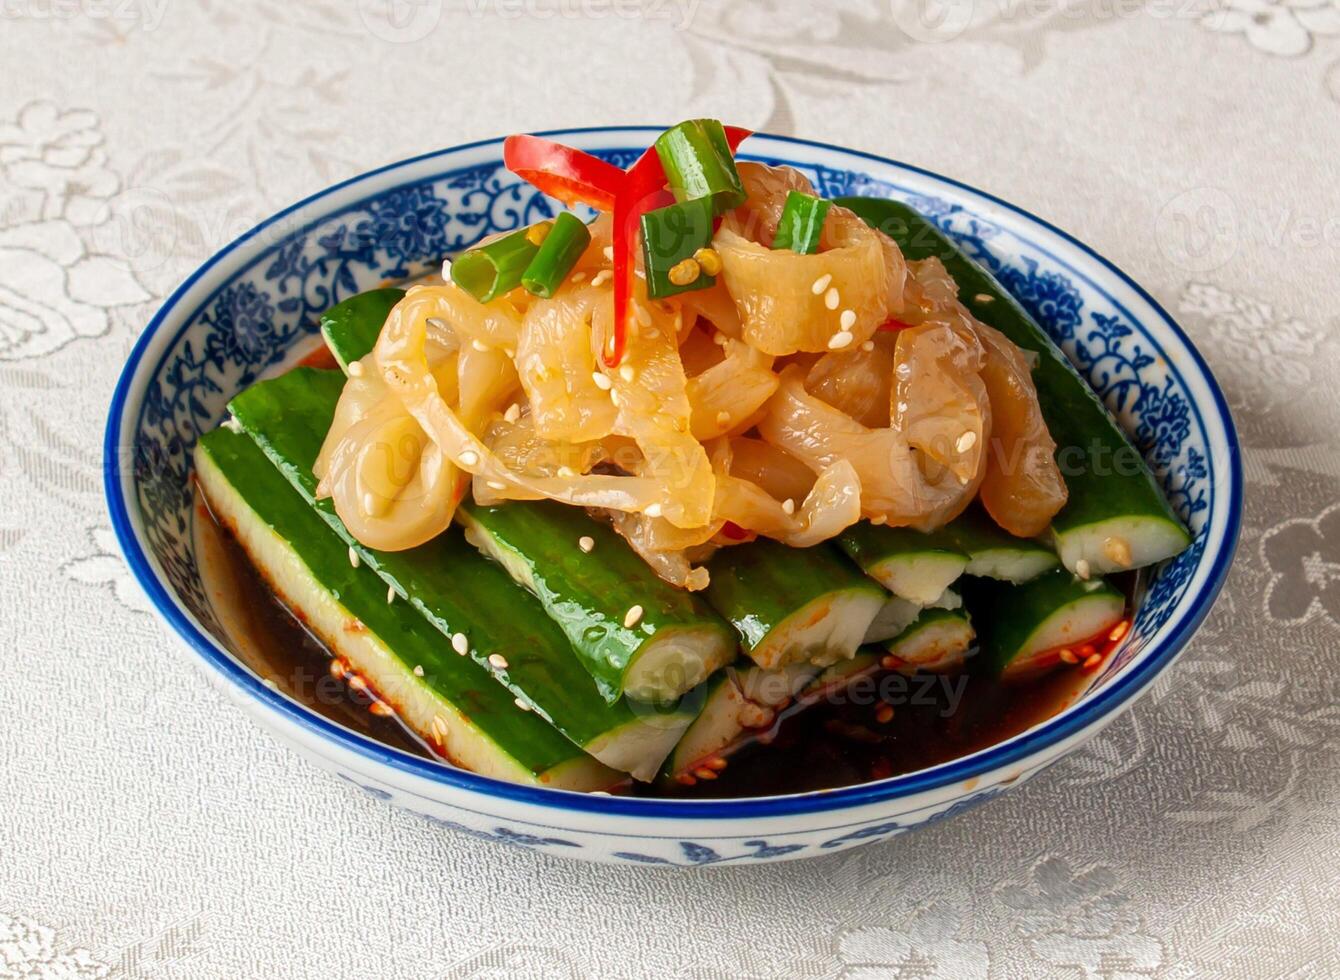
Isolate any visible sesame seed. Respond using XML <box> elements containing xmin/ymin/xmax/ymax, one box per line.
<box><xmin>619</xmin><ymin>364</ymin><xmax>635</xmax><ymax>382</ymax></box>
<box><xmin>347</xmin><ymin>674</ymin><xmax>367</xmax><ymax>693</ymax></box>
<box><xmin>693</xmin><ymin>247</ymin><xmax>723</xmax><ymax>276</ymax></box>
<box><xmin>514</xmin><ymin>697</ymin><xmax>531</xmax><ymax>711</ymax></box>
<box><xmin>1109</xmin><ymin>620</ymin><xmax>1130</xmax><ymax>643</ymax></box>
<box><xmin>570</xmin><ymin>271</ymin><xmax>587</xmax><ymax>284</ymax></box>
<box><xmin>675</xmin><ymin>773</ymin><xmax>697</xmax><ymax>786</ymax></box>
<box><xmin>781</xmin><ymin>498</ymin><xmax>795</xmax><ymax>515</ymax></box>
<box><xmin>716</xmin><ymin>410</ymin><xmax>731</xmax><ymax>427</ymax></box>
<box><xmin>713</xmin><ymin>331</ymin><xmax>727</xmax><ymax>346</ymax></box>
<box><xmin>828</xmin><ymin>331</ymin><xmax>854</xmax><ymax>350</ymax></box>
<box><xmin>578</xmin><ymin>535</ymin><xmax>595</xmax><ymax>553</ymax></box>
<box><xmin>471</xmin><ymin>339</ymin><xmax>489</xmax><ymax>352</ymax></box>
<box><xmin>861</xmin><ymin>340</ymin><xmax>875</xmax><ymax>352</ymax></box>
<box><xmin>839</xmin><ymin>309</ymin><xmax>857</xmax><ymax>331</ymax></box>
<box><xmin>591</xmin><ymin>371</ymin><xmax>612</xmax><ymax>391</ymax></box>
<box><xmin>704</xmin><ymin>756</ymin><xmax>729</xmax><ymax>771</ymax></box>
<box><xmin>386</xmin><ymin>585</ymin><xmax>396</xmax><ymax>604</ymax></box>
<box><xmin>955</xmin><ymin>431</ymin><xmax>978</xmax><ymax>453</ymax></box>
<box><xmin>451</xmin><ymin>632</ymin><xmax>469</xmax><ymax>656</ymax></box>
<box><xmin>693</xmin><ymin>767</ymin><xmax>718</xmax><ymax>781</ymax></box>
<box><xmin>262</xmin><ymin>678</ymin><xmax>278</xmax><ymax>691</ymax></box>
<box><xmin>974</xmin><ymin>293</ymin><xmax>995</xmax><ymax>304</ymax></box>
<box><xmin>667</xmin><ymin>258</ymin><xmax>701</xmax><ymax>287</ymax></box>
<box><xmin>645</xmin><ymin>503</ymin><xmax>662</xmax><ymax>518</ymax></box>
<box><xmin>369</xmin><ymin>701</ymin><xmax>393</xmax><ymax>717</ymax></box>
<box><xmin>602</xmin><ymin>245</ymin><xmax>614</xmax><ymax>261</ymax></box>
<box><xmin>590</xmin><ymin>269</ymin><xmax>612</xmax><ymax>287</ymax></box>
<box><xmin>811</xmin><ymin>273</ymin><xmax>832</xmax><ymax>295</ymax></box>
<box><xmin>458</xmin><ymin>450</ymin><xmax>479</xmax><ymax>467</ymax></box>
<box><xmin>1083</xmin><ymin>652</ymin><xmax>1102</xmax><ymax>670</ymax></box>
<box><xmin>413</xmin><ymin>664</ymin><xmax>424</xmax><ymax>676</ymax></box>
<box><xmin>1059</xmin><ymin>648</ymin><xmax>1078</xmax><ymax>664</ymax></box>
<box><xmin>610</xmin><ymin>390</ymin><xmax>621</xmax><ymax>407</ymax></box>
<box><xmin>503</xmin><ymin>403</ymin><xmax>521</xmax><ymax>423</ymax></box>
<box><xmin>875</xmin><ymin>704</ymin><xmax>894</xmax><ymax>724</ymax></box>
<box><xmin>1075</xmin><ymin>558</ymin><xmax>1091</xmax><ymax>580</ymax></box>
<box><xmin>824</xmin><ymin>287</ymin><xmax>840</xmax><ymax>310</ymax></box>
<box><xmin>1103</xmin><ymin>535</ymin><xmax>1133</xmax><ymax>568</ymax></box>
<box><xmin>488</xmin><ymin>653</ymin><xmax>508</xmax><ymax>670</ymax></box>
<box><xmin>871</xmin><ymin>514</ymin><xmax>888</xmax><ymax>525</ymax></box>
<box><xmin>348</xmin><ymin>546</ymin><xmax>360</xmax><ymax>568</ymax></box>
<box><xmin>347</xmin><ymin>361</ymin><xmax>365</xmax><ymax>377</ymax></box>
<box><xmin>623</xmin><ymin>604</ymin><xmax>644</xmax><ymax>629</ymax></box>
<box><xmin>557</xmin><ymin>466</ymin><xmax>576</xmax><ymax>478</ymax></box>
<box><xmin>487</xmin><ymin>480</ymin><xmax>507</xmax><ymax>491</ymax></box>
<box><xmin>329</xmin><ymin>659</ymin><xmax>347</xmax><ymax>680</ymax></box>
<box><xmin>880</xmin><ymin>654</ymin><xmax>899</xmax><ymax>670</ymax></box>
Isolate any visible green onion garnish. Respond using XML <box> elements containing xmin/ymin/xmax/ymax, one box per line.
<box><xmin>654</xmin><ymin>119</ymin><xmax>747</xmax><ymax>215</ymax></box>
<box><xmin>640</xmin><ymin>197</ymin><xmax>716</xmax><ymax>299</ymax></box>
<box><xmin>450</xmin><ymin>227</ymin><xmax>543</xmax><ymax>303</ymax></box>
<box><xmin>521</xmin><ymin>212</ymin><xmax>591</xmax><ymax>298</ymax></box>
<box><xmin>772</xmin><ymin>191</ymin><xmax>831</xmax><ymax>255</ymax></box>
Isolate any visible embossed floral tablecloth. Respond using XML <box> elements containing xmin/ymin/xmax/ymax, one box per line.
<box><xmin>2</xmin><ymin>1</ymin><xmax>1339</xmax><ymax>977</ymax></box>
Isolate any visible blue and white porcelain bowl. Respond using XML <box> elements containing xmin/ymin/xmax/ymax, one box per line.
<box><xmin>105</xmin><ymin>128</ymin><xmax>1241</xmax><ymax>867</ymax></box>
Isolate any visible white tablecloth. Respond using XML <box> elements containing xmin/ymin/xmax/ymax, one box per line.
<box><xmin>3</xmin><ymin>2</ymin><xmax>1339</xmax><ymax>976</ymax></box>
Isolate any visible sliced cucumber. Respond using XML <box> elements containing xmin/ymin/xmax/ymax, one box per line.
<box><xmin>838</xmin><ymin>522</ymin><xmax>968</xmax><ymax>605</ymax></box>
<box><xmin>883</xmin><ymin>607</ymin><xmax>975</xmax><ymax>674</ymax></box>
<box><xmin>458</xmin><ymin>500</ymin><xmax>736</xmax><ymax>705</ymax></box>
<box><xmin>968</xmin><ymin>569</ymin><xmax>1125</xmax><ymax>680</ymax></box>
<box><xmin>839</xmin><ymin>197</ymin><xmax>1191</xmax><ymax>576</ymax></box>
<box><xmin>228</xmin><ymin>370</ymin><xmax>696</xmax><ymax>781</ymax></box>
<box><xmin>666</xmin><ymin>661</ymin><xmax>819</xmax><ymax>778</ymax></box>
<box><xmin>949</xmin><ymin>506</ymin><xmax>1059</xmax><ymax>583</ymax></box>
<box><xmin>319</xmin><ymin>287</ymin><xmax>405</xmax><ymax>372</ymax></box>
<box><xmin>801</xmin><ymin>649</ymin><xmax>882</xmax><ymax>700</ymax></box>
<box><xmin>704</xmin><ymin>538</ymin><xmax>887</xmax><ymax>670</ymax></box>
<box><xmin>194</xmin><ymin>427</ymin><xmax>616</xmax><ymax>791</ymax></box>
<box><xmin>863</xmin><ymin>594</ymin><xmax>922</xmax><ymax>643</ymax></box>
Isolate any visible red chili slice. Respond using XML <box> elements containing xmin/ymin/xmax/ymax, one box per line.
<box><xmin>876</xmin><ymin>318</ymin><xmax>916</xmax><ymax>332</ymax></box>
<box><xmin>503</xmin><ymin>134</ymin><xmax>626</xmax><ymax>212</ymax></box>
<box><xmin>720</xmin><ymin>520</ymin><xmax>752</xmax><ymax>541</ymax></box>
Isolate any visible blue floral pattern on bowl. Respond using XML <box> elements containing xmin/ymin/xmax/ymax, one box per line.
<box><xmin>106</xmin><ymin>130</ymin><xmax>1241</xmax><ymax>865</ymax></box>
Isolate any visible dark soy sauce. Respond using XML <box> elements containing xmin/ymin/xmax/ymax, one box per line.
<box><xmin>197</xmin><ymin>491</ymin><xmax>1102</xmax><ymax>798</ymax></box>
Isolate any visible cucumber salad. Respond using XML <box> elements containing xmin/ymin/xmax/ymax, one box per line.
<box><xmin>195</xmin><ymin>121</ymin><xmax>1190</xmax><ymax>795</ymax></box>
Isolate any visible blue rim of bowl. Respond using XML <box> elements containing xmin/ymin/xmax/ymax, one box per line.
<box><xmin>105</xmin><ymin>127</ymin><xmax>1243</xmax><ymax>820</ymax></box>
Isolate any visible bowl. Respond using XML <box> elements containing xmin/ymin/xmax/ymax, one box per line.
<box><xmin>105</xmin><ymin>128</ymin><xmax>1241</xmax><ymax>866</ymax></box>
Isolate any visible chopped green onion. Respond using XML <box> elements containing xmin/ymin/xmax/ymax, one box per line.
<box><xmin>521</xmin><ymin>212</ymin><xmax>591</xmax><ymax>298</ymax></box>
<box><xmin>654</xmin><ymin>119</ymin><xmax>747</xmax><ymax>215</ymax></box>
<box><xmin>641</xmin><ymin>197</ymin><xmax>716</xmax><ymax>299</ymax></box>
<box><xmin>450</xmin><ymin>228</ymin><xmax>541</xmax><ymax>303</ymax></box>
<box><xmin>772</xmin><ymin>191</ymin><xmax>832</xmax><ymax>254</ymax></box>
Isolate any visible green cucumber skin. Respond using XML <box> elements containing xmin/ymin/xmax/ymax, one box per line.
<box><xmin>459</xmin><ymin>499</ymin><xmax>734</xmax><ymax>704</ymax></box>
<box><xmin>226</xmin><ymin>369</ymin><xmax>687</xmax><ymax>756</ymax></box>
<box><xmin>705</xmin><ymin>538</ymin><xmax>884</xmax><ymax>651</ymax></box>
<box><xmin>319</xmin><ymin>287</ymin><xmax>405</xmax><ymax>369</ymax></box>
<box><xmin>967</xmin><ymin>569</ymin><xmax>1123</xmax><ymax>676</ymax></box>
<box><xmin>196</xmin><ymin>425</ymin><xmax>586</xmax><ymax>778</ymax></box>
<box><xmin>837</xmin><ymin>197</ymin><xmax>1190</xmax><ymax>558</ymax></box>
<box><xmin>839</xmin><ymin>522</ymin><xmax>965</xmax><ymax>570</ymax></box>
